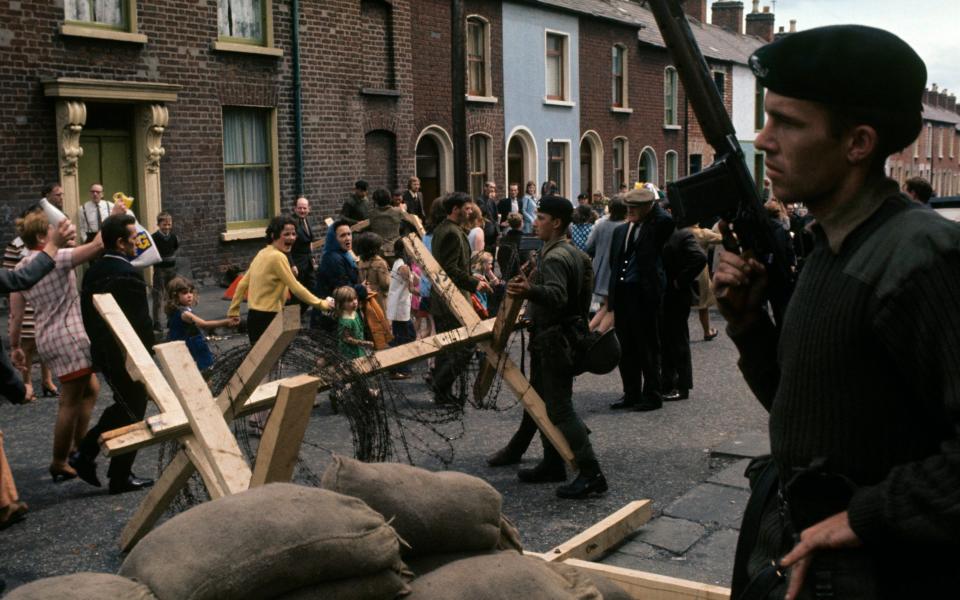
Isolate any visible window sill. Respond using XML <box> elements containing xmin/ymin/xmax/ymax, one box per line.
<box><xmin>221</xmin><ymin>228</ymin><xmax>266</xmax><ymax>242</ymax></box>
<box><xmin>611</xmin><ymin>106</ymin><xmax>633</xmax><ymax>114</ymax></box>
<box><xmin>543</xmin><ymin>98</ymin><xmax>575</xmax><ymax>108</ymax></box>
<box><xmin>60</xmin><ymin>23</ymin><xmax>147</xmax><ymax>44</ymax></box>
<box><xmin>466</xmin><ymin>95</ymin><xmax>499</xmax><ymax>104</ymax></box>
<box><xmin>361</xmin><ymin>87</ymin><xmax>401</xmax><ymax>97</ymax></box>
<box><xmin>211</xmin><ymin>40</ymin><xmax>283</xmax><ymax>57</ymax></box>
<box><xmin>663</xmin><ymin>124</ymin><xmax>682</xmax><ymax>131</ymax></box>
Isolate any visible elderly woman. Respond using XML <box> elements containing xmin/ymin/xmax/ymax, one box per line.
<box><xmin>313</xmin><ymin>220</ymin><xmax>368</xmax><ymax>332</ymax></box>
<box><xmin>11</xmin><ymin>212</ymin><xmax>104</xmax><ymax>482</ymax></box>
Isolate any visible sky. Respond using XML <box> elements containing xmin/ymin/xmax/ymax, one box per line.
<box><xmin>764</xmin><ymin>0</ymin><xmax>960</xmax><ymax>95</ymax></box>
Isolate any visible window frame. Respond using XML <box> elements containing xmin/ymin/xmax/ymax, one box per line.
<box><xmin>213</xmin><ymin>0</ymin><xmax>282</xmax><ymax>57</ymax></box>
<box><xmin>712</xmin><ymin>69</ymin><xmax>726</xmax><ymax>98</ymax></box>
<box><xmin>612</xmin><ymin>137</ymin><xmax>629</xmax><ymax>190</ymax></box>
<box><xmin>754</xmin><ymin>78</ymin><xmax>765</xmax><ymax>131</ymax></box>
<box><xmin>544</xmin><ymin>30</ymin><xmax>572</xmax><ymax>105</ymax></box>
<box><xmin>61</xmin><ymin>0</ymin><xmax>147</xmax><ymax>43</ymax></box>
<box><xmin>547</xmin><ymin>139</ymin><xmax>571</xmax><ymax>197</ymax></box>
<box><xmin>611</xmin><ymin>44</ymin><xmax>628</xmax><ymax>109</ymax></box>
<box><xmin>926</xmin><ymin>124</ymin><xmax>933</xmax><ymax>160</ymax></box>
<box><xmin>466</xmin><ymin>15</ymin><xmax>494</xmax><ymax>100</ymax></box>
<box><xmin>221</xmin><ymin>106</ymin><xmax>280</xmax><ymax>233</ymax></box>
<box><xmin>664</xmin><ymin>150</ymin><xmax>679</xmax><ymax>184</ymax></box>
<box><xmin>664</xmin><ymin>66</ymin><xmax>679</xmax><ymax>127</ymax></box>
<box><xmin>469</xmin><ymin>133</ymin><xmax>492</xmax><ymax>199</ymax></box>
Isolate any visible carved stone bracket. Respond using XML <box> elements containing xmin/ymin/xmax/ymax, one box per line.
<box><xmin>143</xmin><ymin>104</ymin><xmax>168</xmax><ymax>174</ymax></box>
<box><xmin>57</xmin><ymin>100</ymin><xmax>87</xmax><ymax>176</ymax></box>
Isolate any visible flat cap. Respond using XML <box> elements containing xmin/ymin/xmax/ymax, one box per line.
<box><xmin>623</xmin><ymin>187</ymin><xmax>656</xmax><ymax>206</ymax></box>
<box><xmin>750</xmin><ymin>25</ymin><xmax>926</xmax><ymax>115</ymax></box>
<box><xmin>538</xmin><ymin>195</ymin><xmax>573</xmax><ymax>221</ymax></box>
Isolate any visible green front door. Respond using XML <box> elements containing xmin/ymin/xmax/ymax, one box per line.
<box><xmin>79</xmin><ymin>130</ymin><xmax>139</xmax><ymax>221</ymax></box>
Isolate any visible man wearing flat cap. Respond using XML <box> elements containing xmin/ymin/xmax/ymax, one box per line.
<box><xmin>506</xmin><ymin>195</ymin><xmax>607</xmax><ymax>499</ymax></box>
<box><xmin>607</xmin><ymin>186</ymin><xmax>675</xmax><ymax>411</ymax></box>
<box><xmin>716</xmin><ymin>25</ymin><xmax>960</xmax><ymax>599</ymax></box>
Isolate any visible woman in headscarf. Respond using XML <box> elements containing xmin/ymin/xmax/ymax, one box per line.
<box><xmin>312</xmin><ymin>220</ymin><xmax>369</xmax><ymax>331</ymax></box>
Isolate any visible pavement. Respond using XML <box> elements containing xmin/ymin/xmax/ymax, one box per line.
<box><xmin>0</xmin><ymin>283</ymin><xmax>769</xmax><ymax>593</ymax></box>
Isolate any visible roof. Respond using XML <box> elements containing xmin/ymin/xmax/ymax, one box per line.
<box><xmin>522</xmin><ymin>0</ymin><xmax>766</xmax><ymax>65</ymax></box>
<box><xmin>923</xmin><ymin>103</ymin><xmax>960</xmax><ymax>125</ymax></box>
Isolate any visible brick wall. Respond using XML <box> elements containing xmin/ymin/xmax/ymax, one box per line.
<box><xmin>0</xmin><ymin>0</ymin><xmax>414</xmax><ymax>280</ymax></box>
<box><xmin>887</xmin><ymin>118</ymin><xmax>960</xmax><ymax>196</ymax></box>
<box><xmin>578</xmin><ymin>18</ymin><xmax>687</xmax><ymax>196</ymax></box>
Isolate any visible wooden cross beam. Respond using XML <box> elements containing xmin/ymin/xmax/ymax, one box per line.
<box><xmin>401</xmin><ymin>234</ymin><xmax>576</xmax><ymax>468</ymax></box>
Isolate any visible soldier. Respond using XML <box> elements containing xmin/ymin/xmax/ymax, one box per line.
<box><xmin>507</xmin><ymin>195</ymin><xmax>607</xmax><ymax>499</ymax></box>
<box><xmin>717</xmin><ymin>26</ymin><xmax>960</xmax><ymax>598</ymax></box>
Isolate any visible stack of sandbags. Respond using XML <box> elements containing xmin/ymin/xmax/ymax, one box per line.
<box><xmin>320</xmin><ymin>455</ymin><xmax>521</xmax><ymax>557</ymax></box>
<box><xmin>4</xmin><ymin>573</ymin><xmax>156</xmax><ymax>599</ymax></box>
<box><xmin>119</xmin><ymin>483</ymin><xmax>411</xmax><ymax>600</ymax></box>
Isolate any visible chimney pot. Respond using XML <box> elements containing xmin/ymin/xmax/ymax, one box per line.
<box><xmin>789</xmin><ymin>19</ymin><xmax>796</xmax><ymax>32</ymax></box>
<box><xmin>779</xmin><ymin>25</ymin><xmax>784</xmax><ymax>32</ymax></box>
<box><xmin>932</xmin><ymin>83</ymin><xmax>939</xmax><ymax>93</ymax></box>
<box><xmin>752</xmin><ymin>0</ymin><xmax>760</xmax><ymax>13</ymax></box>
<box><xmin>763</xmin><ymin>5</ymin><xmax>770</xmax><ymax>12</ymax></box>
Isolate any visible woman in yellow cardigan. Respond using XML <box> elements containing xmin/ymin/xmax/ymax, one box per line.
<box><xmin>228</xmin><ymin>215</ymin><xmax>332</xmax><ymax>345</ymax></box>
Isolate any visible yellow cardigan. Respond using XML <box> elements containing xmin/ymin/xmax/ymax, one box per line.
<box><xmin>228</xmin><ymin>245</ymin><xmax>329</xmax><ymax>317</ymax></box>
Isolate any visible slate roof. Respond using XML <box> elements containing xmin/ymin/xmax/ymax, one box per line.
<box><xmin>522</xmin><ymin>0</ymin><xmax>766</xmax><ymax>65</ymax></box>
<box><xmin>923</xmin><ymin>102</ymin><xmax>960</xmax><ymax>125</ymax></box>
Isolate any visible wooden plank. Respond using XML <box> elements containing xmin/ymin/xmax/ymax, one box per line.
<box><xmin>92</xmin><ymin>294</ymin><xmax>185</xmax><ymax>427</ymax></box>
<box><xmin>156</xmin><ymin>342</ymin><xmax>251</xmax><ymax>496</ymax></box>
<box><xmin>102</xmin><ymin>320</ymin><xmax>499</xmax><ymax>455</ymax></box>
<box><xmin>350</xmin><ymin>219</ymin><xmax>369</xmax><ymax>232</ymax></box>
<box><xmin>181</xmin><ymin>435</ymin><xmax>227</xmax><ymax>500</ymax></box>
<box><xmin>250</xmin><ymin>375</ymin><xmax>320</xmax><ymax>486</ymax></box>
<box><xmin>560</xmin><ymin>559</ymin><xmax>731</xmax><ymax>600</ymax></box>
<box><xmin>494</xmin><ymin>353</ymin><xmax>576</xmax><ymax>468</ymax></box>
<box><xmin>474</xmin><ymin>292</ymin><xmax>522</xmax><ymax>402</ymax></box>
<box><xmin>119</xmin><ymin>450</ymin><xmax>196</xmax><ymax>551</ymax></box>
<box><xmin>402</xmin><ymin>233</ymin><xmax>482</xmax><ymax>330</ymax></box>
<box><xmin>546</xmin><ymin>500</ymin><xmax>653</xmax><ymax>562</ymax></box>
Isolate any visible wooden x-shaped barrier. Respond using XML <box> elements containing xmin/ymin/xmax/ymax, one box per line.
<box><xmin>97</xmin><ymin>234</ymin><xmax>574</xmax><ymax>551</ymax></box>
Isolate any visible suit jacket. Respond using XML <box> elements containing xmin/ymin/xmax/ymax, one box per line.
<box><xmin>497</xmin><ymin>196</ymin><xmax>522</xmax><ymax>224</ymax></box>
<box><xmin>662</xmin><ymin>227</ymin><xmax>707</xmax><ymax>306</ymax></box>
<box><xmin>402</xmin><ymin>190</ymin><xmax>424</xmax><ymax>219</ymax></box>
<box><xmin>476</xmin><ymin>198</ymin><xmax>500</xmax><ymax>252</ymax></box>
<box><xmin>607</xmin><ymin>204</ymin><xmax>675</xmax><ymax>307</ymax></box>
<box><xmin>429</xmin><ymin>219</ymin><xmax>477</xmax><ymax>317</ymax></box>
<box><xmin>291</xmin><ymin>217</ymin><xmax>314</xmax><ymax>272</ymax></box>
<box><xmin>80</xmin><ymin>253</ymin><xmax>154</xmax><ymax>369</ymax></box>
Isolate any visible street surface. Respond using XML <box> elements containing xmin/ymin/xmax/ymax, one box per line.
<box><xmin>0</xmin><ymin>286</ymin><xmax>768</xmax><ymax>592</ymax></box>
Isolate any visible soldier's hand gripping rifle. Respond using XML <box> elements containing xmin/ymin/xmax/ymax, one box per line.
<box><xmin>647</xmin><ymin>0</ymin><xmax>794</xmax><ymax>326</ymax></box>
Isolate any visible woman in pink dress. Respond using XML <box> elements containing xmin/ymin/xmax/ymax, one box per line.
<box><xmin>12</xmin><ymin>212</ymin><xmax>105</xmax><ymax>481</ymax></box>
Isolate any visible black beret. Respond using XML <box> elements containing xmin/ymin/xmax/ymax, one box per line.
<box><xmin>750</xmin><ymin>25</ymin><xmax>926</xmax><ymax>115</ymax></box>
<box><xmin>538</xmin><ymin>195</ymin><xmax>574</xmax><ymax>222</ymax></box>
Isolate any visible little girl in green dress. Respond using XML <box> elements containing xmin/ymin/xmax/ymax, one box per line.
<box><xmin>334</xmin><ymin>286</ymin><xmax>373</xmax><ymax>359</ymax></box>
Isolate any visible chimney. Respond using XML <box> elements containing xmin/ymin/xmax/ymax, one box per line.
<box><xmin>712</xmin><ymin>1</ymin><xmax>744</xmax><ymax>34</ymax></box>
<box><xmin>683</xmin><ymin>0</ymin><xmax>709</xmax><ymax>23</ymax></box>
<box><xmin>789</xmin><ymin>19</ymin><xmax>796</xmax><ymax>32</ymax></box>
<box><xmin>932</xmin><ymin>83</ymin><xmax>939</xmax><ymax>93</ymax></box>
<box><xmin>946</xmin><ymin>93</ymin><xmax>956</xmax><ymax>112</ymax></box>
<box><xmin>745</xmin><ymin>4</ymin><xmax>775</xmax><ymax>41</ymax></box>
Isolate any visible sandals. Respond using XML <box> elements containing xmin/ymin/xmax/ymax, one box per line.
<box><xmin>42</xmin><ymin>384</ymin><xmax>59</xmax><ymax>397</ymax></box>
<box><xmin>704</xmin><ymin>328</ymin><xmax>719</xmax><ymax>341</ymax></box>
<box><xmin>0</xmin><ymin>501</ymin><xmax>29</xmax><ymax>531</ymax></box>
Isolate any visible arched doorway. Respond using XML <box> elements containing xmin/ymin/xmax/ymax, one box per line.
<box><xmin>505</xmin><ymin>127</ymin><xmax>538</xmax><ymax>193</ymax></box>
<box><xmin>415</xmin><ymin>135</ymin><xmax>441</xmax><ymax>213</ymax></box>
<box><xmin>579</xmin><ymin>131</ymin><xmax>603</xmax><ymax>197</ymax></box>
<box><xmin>507</xmin><ymin>136</ymin><xmax>525</xmax><ymax>189</ymax></box>
<box><xmin>637</xmin><ymin>147</ymin><xmax>658</xmax><ymax>186</ymax></box>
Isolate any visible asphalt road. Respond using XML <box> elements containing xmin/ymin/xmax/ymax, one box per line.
<box><xmin>0</xmin><ymin>293</ymin><xmax>767</xmax><ymax>593</ymax></box>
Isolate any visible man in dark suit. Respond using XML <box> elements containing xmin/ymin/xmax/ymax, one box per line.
<box><xmin>477</xmin><ymin>181</ymin><xmax>500</xmax><ymax>253</ymax></box>
<box><xmin>497</xmin><ymin>183</ymin><xmax>522</xmax><ymax>226</ymax></box>
<box><xmin>291</xmin><ymin>196</ymin><xmax>318</xmax><ymax>307</ymax></box>
<box><xmin>402</xmin><ymin>176</ymin><xmax>425</xmax><ymax>220</ymax></box>
<box><xmin>73</xmin><ymin>214</ymin><xmax>155</xmax><ymax>494</ymax></box>
<box><xmin>607</xmin><ymin>187</ymin><xmax>675</xmax><ymax>411</ymax></box>
<box><xmin>659</xmin><ymin>217</ymin><xmax>707</xmax><ymax>401</ymax></box>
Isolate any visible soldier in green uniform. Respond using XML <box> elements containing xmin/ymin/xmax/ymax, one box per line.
<box><xmin>507</xmin><ymin>195</ymin><xmax>607</xmax><ymax>499</ymax></box>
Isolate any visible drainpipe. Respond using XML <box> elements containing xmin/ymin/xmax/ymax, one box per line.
<box><xmin>292</xmin><ymin>0</ymin><xmax>305</xmax><ymax>197</ymax></box>
<box><xmin>452</xmin><ymin>0</ymin><xmax>468</xmax><ymax>191</ymax></box>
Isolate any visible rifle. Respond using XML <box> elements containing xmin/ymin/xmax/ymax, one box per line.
<box><xmin>646</xmin><ymin>0</ymin><xmax>793</xmax><ymax>326</ymax></box>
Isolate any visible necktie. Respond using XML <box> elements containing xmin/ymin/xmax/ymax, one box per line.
<box><xmin>624</xmin><ymin>223</ymin><xmax>637</xmax><ymax>251</ymax></box>
<box><xmin>302</xmin><ymin>218</ymin><xmax>310</xmax><ymax>237</ymax></box>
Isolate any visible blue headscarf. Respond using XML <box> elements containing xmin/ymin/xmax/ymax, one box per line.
<box><xmin>323</xmin><ymin>222</ymin><xmax>356</xmax><ymax>269</ymax></box>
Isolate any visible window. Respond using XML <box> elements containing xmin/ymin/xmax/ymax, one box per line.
<box><xmin>469</xmin><ymin>134</ymin><xmax>489</xmax><ymax>199</ymax></box>
<box><xmin>223</xmin><ymin>107</ymin><xmax>275</xmax><ymax>228</ymax></box>
<box><xmin>467</xmin><ymin>17</ymin><xmax>490</xmax><ymax>97</ymax></box>
<box><xmin>613</xmin><ymin>138</ymin><xmax>627</xmax><ymax>189</ymax></box>
<box><xmin>754</xmin><ymin>79</ymin><xmax>765</xmax><ymax>131</ymax></box>
<box><xmin>938</xmin><ymin>127</ymin><xmax>944</xmax><ymax>159</ymax></box>
<box><xmin>950</xmin><ymin>130</ymin><xmax>955</xmax><ymax>159</ymax></box>
<box><xmin>612</xmin><ymin>45</ymin><xmax>627</xmax><ymax>108</ymax></box>
<box><xmin>689</xmin><ymin>154</ymin><xmax>702</xmax><ymax>174</ymax></box>
<box><xmin>546</xmin><ymin>32</ymin><xmax>567</xmax><ymax>101</ymax></box>
<box><xmin>664</xmin><ymin>67</ymin><xmax>678</xmax><ymax>126</ymax></box>
<box><xmin>713</xmin><ymin>70</ymin><xmax>726</xmax><ymax>98</ymax></box>
<box><xmin>218</xmin><ymin>0</ymin><xmax>264</xmax><ymax>42</ymax></box>
<box><xmin>664</xmin><ymin>151</ymin><xmax>678</xmax><ymax>184</ymax></box>
<box><xmin>361</xmin><ymin>0</ymin><xmax>395</xmax><ymax>90</ymax></box>
<box><xmin>548</xmin><ymin>141</ymin><xmax>568</xmax><ymax>196</ymax></box>
<box><xmin>638</xmin><ymin>148</ymin><xmax>657</xmax><ymax>185</ymax></box>
<box><xmin>65</xmin><ymin>0</ymin><xmax>125</xmax><ymax>28</ymax></box>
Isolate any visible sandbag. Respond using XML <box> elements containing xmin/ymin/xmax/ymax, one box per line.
<box><xmin>274</xmin><ymin>568</ymin><xmax>412</xmax><ymax>600</ymax></box>
<box><xmin>404</xmin><ymin>550</ymin><xmax>501</xmax><ymax>578</ymax></box>
<box><xmin>544</xmin><ymin>562</ymin><xmax>633</xmax><ymax>600</ymax></box>
<box><xmin>321</xmin><ymin>456</ymin><xmax>503</xmax><ymax>557</ymax></box>
<box><xmin>496</xmin><ymin>513</ymin><xmax>523</xmax><ymax>552</ymax></box>
<box><xmin>405</xmin><ymin>553</ymin><xmax>602</xmax><ymax>600</ymax></box>
<box><xmin>5</xmin><ymin>573</ymin><xmax>156</xmax><ymax>600</ymax></box>
<box><xmin>120</xmin><ymin>483</ymin><xmax>404</xmax><ymax>600</ymax></box>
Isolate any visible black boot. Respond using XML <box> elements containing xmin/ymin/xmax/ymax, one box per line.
<box><xmin>487</xmin><ymin>446</ymin><xmax>523</xmax><ymax>467</ymax></box>
<box><xmin>517</xmin><ymin>459</ymin><xmax>567</xmax><ymax>483</ymax></box>
<box><xmin>68</xmin><ymin>451</ymin><xmax>101</xmax><ymax>488</ymax></box>
<box><xmin>556</xmin><ymin>463</ymin><xmax>608</xmax><ymax>499</ymax></box>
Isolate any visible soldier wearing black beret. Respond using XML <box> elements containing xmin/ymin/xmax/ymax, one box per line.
<box><xmin>503</xmin><ymin>195</ymin><xmax>607</xmax><ymax>499</ymax></box>
<box><xmin>717</xmin><ymin>25</ymin><xmax>960</xmax><ymax>598</ymax></box>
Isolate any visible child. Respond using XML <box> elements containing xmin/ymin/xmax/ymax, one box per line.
<box><xmin>152</xmin><ymin>212</ymin><xmax>179</xmax><ymax>331</ymax></box>
<box><xmin>471</xmin><ymin>251</ymin><xmax>502</xmax><ymax>316</ymax></box>
<box><xmin>334</xmin><ymin>285</ymin><xmax>373</xmax><ymax>360</ymax></box>
<box><xmin>166</xmin><ymin>276</ymin><xmax>239</xmax><ymax>371</ymax></box>
<box><xmin>386</xmin><ymin>239</ymin><xmax>418</xmax><ymax>379</ymax></box>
